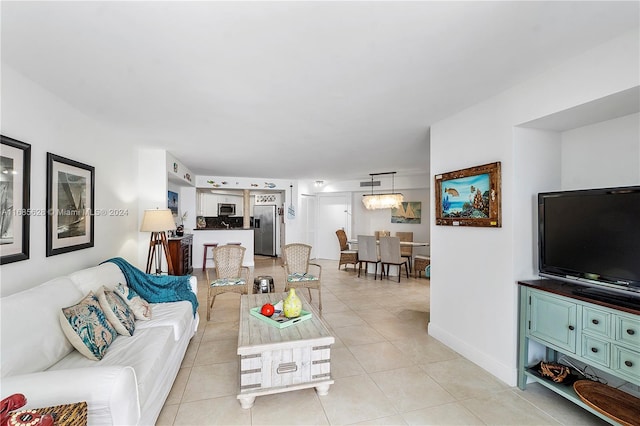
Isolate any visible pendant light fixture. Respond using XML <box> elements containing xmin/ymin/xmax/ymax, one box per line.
<box><xmin>362</xmin><ymin>172</ymin><xmax>404</xmax><ymax>210</ymax></box>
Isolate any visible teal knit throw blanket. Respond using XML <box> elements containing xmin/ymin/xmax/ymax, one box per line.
<box><xmin>102</xmin><ymin>257</ymin><xmax>198</xmax><ymax>316</ymax></box>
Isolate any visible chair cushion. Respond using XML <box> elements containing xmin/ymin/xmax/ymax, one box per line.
<box><xmin>59</xmin><ymin>292</ymin><xmax>118</xmax><ymax>361</ymax></box>
<box><xmin>341</xmin><ymin>250</ymin><xmax>358</xmax><ymax>254</ymax></box>
<box><xmin>210</xmin><ymin>278</ymin><xmax>246</xmax><ymax>287</ymax></box>
<box><xmin>287</xmin><ymin>272</ymin><xmax>318</xmax><ymax>282</ymax></box>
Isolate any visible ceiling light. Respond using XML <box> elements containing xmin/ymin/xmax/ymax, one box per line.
<box><xmin>314</xmin><ymin>180</ymin><xmax>324</xmax><ymax>187</ymax></box>
<box><xmin>362</xmin><ymin>172</ymin><xmax>404</xmax><ymax>210</ymax></box>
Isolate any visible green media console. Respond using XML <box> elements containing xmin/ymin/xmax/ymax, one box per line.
<box><xmin>517</xmin><ymin>279</ymin><xmax>640</xmax><ymax>424</ymax></box>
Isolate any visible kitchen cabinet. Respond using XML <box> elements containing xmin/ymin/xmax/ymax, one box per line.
<box><xmin>518</xmin><ymin>280</ymin><xmax>640</xmax><ymax>424</ymax></box>
<box><xmin>168</xmin><ymin>234</ymin><xmax>193</xmax><ymax>276</ymax></box>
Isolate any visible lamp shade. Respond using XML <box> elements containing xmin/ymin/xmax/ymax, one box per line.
<box><xmin>140</xmin><ymin>209</ymin><xmax>176</xmax><ymax>232</ymax></box>
<box><xmin>362</xmin><ymin>193</ymin><xmax>404</xmax><ymax>210</ymax></box>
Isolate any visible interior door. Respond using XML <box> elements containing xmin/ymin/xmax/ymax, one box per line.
<box><xmin>317</xmin><ymin>193</ymin><xmax>351</xmax><ymax>260</ymax></box>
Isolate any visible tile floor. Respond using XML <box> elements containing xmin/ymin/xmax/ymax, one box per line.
<box><xmin>157</xmin><ymin>258</ymin><xmax>608</xmax><ymax>425</ymax></box>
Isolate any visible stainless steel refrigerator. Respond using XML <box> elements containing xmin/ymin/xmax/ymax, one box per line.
<box><xmin>254</xmin><ymin>205</ymin><xmax>276</xmax><ymax>256</ymax></box>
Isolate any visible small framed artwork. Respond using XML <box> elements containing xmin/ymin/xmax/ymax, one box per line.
<box><xmin>168</xmin><ymin>190</ymin><xmax>179</xmax><ymax>215</ymax></box>
<box><xmin>435</xmin><ymin>161</ymin><xmax>501</xmax><ymax>227</ymax></box>
<box><xmin>391</xmin><ymin>202</ymin><xmax>422</xmax><ymax>224</ymax></box>
<box><xmin>46</xmin><ymin>153</ymin><xmax>95</xmax><ymax>256</ymax></box>
<box><xmin>1</xmin><ymin>135</ymin><xmax>31</xmax><ymax>264</ymax></box>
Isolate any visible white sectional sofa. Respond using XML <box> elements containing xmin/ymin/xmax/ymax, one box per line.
<box><xmin>1</xmin><ymin>262</ymin><xmax>199</xmax><ymax>425</ymax></box>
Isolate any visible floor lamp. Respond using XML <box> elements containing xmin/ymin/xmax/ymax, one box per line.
<box><xmin>141</xmin><ymin>208</ymin><xmax>176</xmax><ymax>275</ymax></box>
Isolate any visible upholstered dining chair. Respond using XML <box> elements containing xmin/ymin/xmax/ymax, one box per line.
<box><xmin>336</xmin><ymin>229</ymin><xmax>358</xmax><ymax>270</ymax></box>
<box><xmin>374</xmin><ymin>230</ymin><xmax>390</xmax><ymax>240</ymax></box>
<box><xmin>357</xmin><ymin>235</ymin><xmax>380</xmax><ymax>279</ymax></box>
<box><xmin>396</xmin><ymin>231</ymin><xmax>413</xmax><ymax>273</ymax></box>
<box><xmin>283</xmin><ymin>243</ymin><xmax>322</xmax><ymax>312</ymax></box>
<box><xmin>379</xmin><ymin>236</ymin><xmax>409</xmax><ymax>282</ymax></box>
<box><xmin>206</xmin><ymin>244</ymin><xmax>250</xmax><ymax>321</ymax></box>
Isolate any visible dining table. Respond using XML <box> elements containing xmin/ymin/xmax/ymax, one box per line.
<box><xmin>347</xmin><ymin>239</ymin><xmax>429</xmax><ymax>247</ymax></box>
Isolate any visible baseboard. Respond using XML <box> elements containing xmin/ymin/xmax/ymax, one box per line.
<box><xmin>428</xmin><ymin>321</ymin><xmax>518</xmax><ymax>387</ymax></box>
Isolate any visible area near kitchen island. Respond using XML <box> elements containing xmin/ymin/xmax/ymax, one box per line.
<box><xmin>193</xmin><ymin>228</ymin><xmax>256</xmax><ymax>269</ymax></box>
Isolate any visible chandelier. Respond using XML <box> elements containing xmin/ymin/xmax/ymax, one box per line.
<box><xmin>362</xmin><ymin>172</ymin><xmax>404</xmax><ymax>210</ymax></box>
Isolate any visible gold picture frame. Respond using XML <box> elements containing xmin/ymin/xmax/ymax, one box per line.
<box><xmin>435</xmin><ymin>161</ymin><xmax>501</xmax><ymax>227</ymax></box>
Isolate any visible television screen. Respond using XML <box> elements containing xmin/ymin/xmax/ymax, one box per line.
<box><xmin>538</xmin><ymin>186</ymin><xmax>640</xmax><ymax>296</ymax></box>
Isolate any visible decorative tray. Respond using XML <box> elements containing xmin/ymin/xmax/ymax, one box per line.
<box><xmin>249</xmin><ymin>307</ymin><xmax>312</xmax><ymax>329</ymax></box>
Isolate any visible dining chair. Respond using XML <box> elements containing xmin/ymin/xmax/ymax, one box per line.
<box><xmin>374</xmin><ymin>230</ymin><xmax>390</xmax><ymax>240</ymax></box>
<box><xmin>357</xmin><ymin>235</ymin><xmax>380</xmax><ymax>279</ymax></box>
<box><xmin>283</xmin><ymin>243</ymin><xmax>322</xmax><ymax>312</ymax></box>
<box><xmin>206</xmin><ymin>244</ymin><xmax>250</xmax><ymax>321</ymax></box>
<box><xmin>396</xmin><ymin>231</ymin><xmax>413</xmax><ymax>273</ymax></box>
<box><xmin>336</xmin><ymin>229</ymin><xmax>358</xmax><ymax>270</ymax></box>
<box><xmin>379</xmin><ymin>236</ymin><xmax>409</xmax><ymax>282</ymax></box>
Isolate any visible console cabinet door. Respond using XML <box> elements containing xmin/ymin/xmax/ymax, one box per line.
<box><xmin>528</xmin><ymin>290</ymin><xmax>577</xmax><ymax>353</ymax></box>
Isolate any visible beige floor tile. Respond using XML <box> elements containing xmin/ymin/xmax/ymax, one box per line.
<box><xmin>420</xmin><ymin>358</ymin><xmax>509</xmax><ymax>400</ymax></box>
<box><xmin>156</xmin><ymin>403</ymin><xmax>179</xmax><ymax>426</ymax></box>
<box><xmin>461</xmin><ymin>389</ymin><xmax>561</xmax><ymax>425</ymax></box>
<box><xmin>250</xmin><ymin>387</ymin><xmax>329</xmax><ymax>425</ymax></box>
<box><xmin>356</xmin><ymin>308</ymin><xmax>400</xmax><ymax>325</ymax></box>
<box><xmin>370</xmin><ymin>366</ymin><xmax>456</xmax><ymax>412</ymax></box>
<box><xmin>367</xmin><ymin>319</ymin><xmax>428</xmax><ymax>341</ymax></box>
<box><xmin>350</xmin><ymin>414</ymin><xmax>409</xmax><ymax>425</ymax></box>
<box><xmin>202</xmin><ymin>320</ymin><xmax>239</xmax><ymax>342</ymax></box>
<box><xmin>208</xmin><ymin>305</ymin><xmax>241</xmax><ymax>323</ymax></box>
<box><xmin>349</xmin><ymin>341</ymin><xmax>414</xmax><ymax>373</ymax></box>
<box><xmin>391</xmin><ymin>334</ymin><xmax>460</xmax><ymax>365</ymax></box>
<box><xmin>401</xmin><ymin>402</ymin><xmax>484</xmax><ymax>425</ymax></box>
<box><xmin>181</xmin><ymin>337</ymin><xmax>201</xmax><ymax>368</ymax></box>
<box><xmin>322</xmin><ymin>309</ymin><xmax>367</xmax><ymax>329</ymax></box>
<box><xmin>333</xmin><ymin>324</ymin><xmax>387</xmax><ymax>347</ymax></box>
<box><xmin>182</xmin><ymin>362</ymin><xmax>239</xmax><ymax>402</ymax></box>
<box><xmin>319</xmin><ymin>374</ymin><xmax>397</xmax><ymax>424</ymax></box>
<box><xmin>194</xmin><ymin>338</ymin><xmax>238</xmax><ymax>365</ymax></box>
<box><xmin>173</xmin><ymin>395</ymin><xmax>251</xmax><ymax>425</ymax></box>
<box><xmin>330</xmin><ymin>346</ymin><xmax>366</xmax><ymax>378</ymax></box>
<box><xmin>165</xmin><ymin>367</ymin><xmax>191</xmax><ymax>405</ymax></box>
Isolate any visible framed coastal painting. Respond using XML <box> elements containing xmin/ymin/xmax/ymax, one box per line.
<box><xmin>391</xmin><ymin>201</ymin><xmax>422</xmax><ymax>224</ymax></box>
<box><xmin>435</xmin><ymin>161</ymin><xmax>501</xmax><ymax>227</ymax></box>
<box><xmin>46</xmin><ymin>153</ymin><xmax>95</xmax><ymax>256</ymax></box>
<box><xmin>168</xmin><ymin>190</ymin><xmax>179</xmax><ymax>215</ymax></box>
<box><xmin>0</xmin><ymin>135</ymin><xmax>31</xmax><ymax>264</ymax></box>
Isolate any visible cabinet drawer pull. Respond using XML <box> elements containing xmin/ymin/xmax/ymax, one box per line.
<box><xmin>591</xmin><ymin>347</ymin><xmax>598</xmax><ymax>353</ymax></box>
<box><xmin>591</xmin><ymin>319</ymin><xmax>599</xmax><ymax>325</ymax></box>
<box><xmin>625</xmin><ymin>360</ymin><xmax>633</xmax><ymax>367</ymax></box>
<box><xmin>627</xmin><ymin>329</ymin><xmax>635</xmax><ymax>335</ymax></box>
<box><xmin>568</xmin><ymin>325</ymin><xmax>575</xmax><ymax>331</ymax></box>
<box><xmin>277</xmin><ymin>362</ymin><xmax>298</xmax><ymax>374</ymax></box>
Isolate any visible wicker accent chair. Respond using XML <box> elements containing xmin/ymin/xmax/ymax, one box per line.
<box><xmin>379</xmin><ymin>236</ymin><xmax>409</xmax><ymax>282</ymax></box>
<box><xmin>206</xmin><ymin>244</ymin><xmax>250</xmax><ymax>321</ymax></box>
<box><xmin>357</xmin><ymin>235</ymin><xmax>380</xmax><ymax>279</ymax></box>
<box><xmin>414</xmin><ymin>255</ymin><xmax>431</xmax><ymax>278</ymax></box>
<box><xmin>336</xmin><ymin>229</ymin><xmax>358</xmax><ymax>270</ymax></box>
<box><xmin>396</xmin><ymin>231</ymin><xmax>413</xmax><ymax>273</ymax></box>
<box><xmin>283</xmin><ymin>243</ymin><xmax>322</xmax><ymax>313</ymax></box>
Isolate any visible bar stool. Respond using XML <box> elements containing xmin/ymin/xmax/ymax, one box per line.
<box><xmin>202</xmin><ymin>243</ymin><xmax>218</xmax><ymax>270</ymax></box>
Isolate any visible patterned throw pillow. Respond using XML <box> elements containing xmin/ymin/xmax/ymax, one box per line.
<box><xmin>97</xmin><ymin>286</ymin><xmax>136</xmax><ymax>336</ymax></box>
<box><xmin>114</xmin><ymin>283</ymin><xmax>152</xmax><ymax>320</ymax></box>
<box><xmin>59</xmin><ymin>292</ymin><xmax>118</xmax><ymax>361</ymax></box>
<box><xmin>287</xmin><ymin>272</ymin><xmax>318</xmax><ymax>282</ymax></box>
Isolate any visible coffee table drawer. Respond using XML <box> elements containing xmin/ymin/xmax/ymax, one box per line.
<box><xmin>240</xmin><ymin>344</ymin><xmax>331</xmax><ymax>391</ymax></box>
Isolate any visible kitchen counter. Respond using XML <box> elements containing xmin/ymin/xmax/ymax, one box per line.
<box><xmin>192</xmin><ymin>229</ymin><xmax>255</xmax><ymax>268</ymax></box>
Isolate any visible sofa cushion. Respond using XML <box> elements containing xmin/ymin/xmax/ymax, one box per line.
<box><xmin>97</xmin><ymin>286</ymin><xmax>135</xmax><ymax>336</ymax></box>
<box><xmin>59</xmin><ymin>292</ymin><xmax>118</xmax><ymax>361</ymax></box>
<box><xmin>68</xmin><ymin>263</ymin><xmax>127</xmax><ymax>295</ymax></box>
<box><xmin>114</xmin><ymin>283</ymin><xmax>152</xmax><ymax>320</ymax></box>
<box><xmin>1</xmin><ymin>277</ymin><xmax>83</xmax><ymax>377</ymax></box>
<box><xmin>135</xmin><ymin>301</ymin><xmax>193</xmax><ymax>341</ymax></box>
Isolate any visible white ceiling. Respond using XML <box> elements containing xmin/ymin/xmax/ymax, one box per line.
<box><xmin>2</xmin><ymin>1</ymin><xmax>638</xmax><ymax>181</ymax></box>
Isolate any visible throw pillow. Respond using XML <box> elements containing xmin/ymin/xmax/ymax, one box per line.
<box><xmin>97</xmin><ymin>286</ymin><xmax>136</xmax><ymax>336</ymax></box>
<box><xmin>114</xmin><ymin>283</ymin><xmax>152</xmax><ymax>320</ymax></box>
<box><xmin>59</xmin><ymin>292</ymin><xmax>118</xmax><ymax>361</ymax></box>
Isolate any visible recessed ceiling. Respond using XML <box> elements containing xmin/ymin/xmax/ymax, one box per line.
<box><xmin>2</xmin><ymin>1</ymin><xmax>638</xmax><ymax>181</ymax></box>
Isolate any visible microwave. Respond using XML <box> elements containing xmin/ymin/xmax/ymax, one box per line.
<box><xmin>218</xmin><ymin>203</ymin><xmax>236</xmax><ymax>216</ymax></box>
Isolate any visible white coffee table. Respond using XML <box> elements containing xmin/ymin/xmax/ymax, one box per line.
<box><xmin>237</xmin><ymin>292</ymin><xmax>335</xmax><ymax>409</ymax></box>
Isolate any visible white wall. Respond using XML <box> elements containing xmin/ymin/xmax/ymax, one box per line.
<box><xmin>429</xmin><ymin>29</ymin><xmax>639</xmax><ymax>386</ymax></box>
<box><xmin>1</xmin><ymin>66</ymin><xmax>139</xmax><ymax>296</ymax></box>
<box><xmin>561</xmin><ymin>113</ymin><xmax>639</xmax><ymax>189</ymax></box>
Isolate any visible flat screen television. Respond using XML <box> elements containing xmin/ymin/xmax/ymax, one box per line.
<box><xmin>538</xmin><ymin>185</ymin><xmax>640</xmax><ymax>302</ymax></box>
